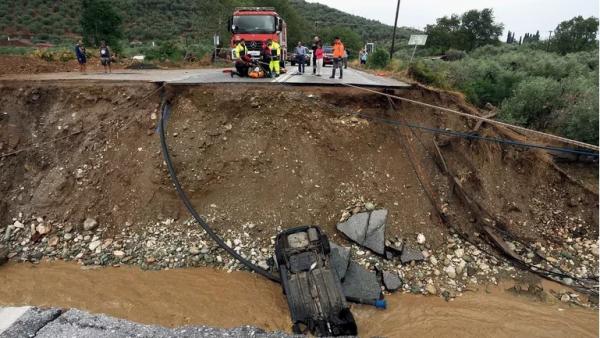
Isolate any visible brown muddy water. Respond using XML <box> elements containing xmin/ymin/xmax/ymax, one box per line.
<box><xmin>0</xmin><ymin>262</ymin><xmax>597</xmax><ymax>337</ymax></box>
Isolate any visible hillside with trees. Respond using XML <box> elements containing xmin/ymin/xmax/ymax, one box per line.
<box><xmin>404</xmin><ymin>10</ymin><xmax>599</xmax><ymax>144</ymax></box>
<box><xmin>0</xmin><ymin>0</ymin><xmax>411</xmax><ymax>50</ymax></box>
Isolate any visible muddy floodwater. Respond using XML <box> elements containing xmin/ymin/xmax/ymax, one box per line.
<box><xmin>0</xmin><ymin>262</ymin><xmax>597</xmax><ymax>337</ymax></box>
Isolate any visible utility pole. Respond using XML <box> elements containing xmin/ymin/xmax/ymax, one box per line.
<box><xmin>389</xmin><ymin>0</ymin><xmax>401</xmax><ymax>60</ymax></box>
<box><xmin>547</xmin><ymin>30</ymin><xmax>553</xmax><ymax>51</ymax></box>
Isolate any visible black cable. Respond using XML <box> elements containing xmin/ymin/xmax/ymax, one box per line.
<box><xmin>354</xmin><ymin>112</ymin><xmax>599</xmax><ymax>158</ymax></box>
<box><xmin>382</xmin><ymin>98</ymin><xmax>598</xmax><ymax>294</ymax></box>
<box><xmin>158</xmin><ymin>96</ymin><xmax>281</xmax><ymax>283</ymax></box>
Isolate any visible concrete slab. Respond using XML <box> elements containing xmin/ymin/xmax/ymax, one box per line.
<box><xmin>0</xmin><ymin>306</ymin><xmax>31</xmax><ymax>335</ymax></box>
<box><xmin>330</xmin><ymin>242</ymin><xmax>351</xmax><ymax>280</ymax></box>
<box><xmin>0</xmin><ymin>307</ymin><xmax>295</xmax><ymax>338</ymax></box>
<box><xmin>0</xmin><ymin>66</ymin><xmax>411</xmax><ymax>89</ymax></box>
<box><xmin>0</xmin><ymin>307</ymin><xmax>61</xmax><ymax>338</ymax></box>
<box><xmin>337</xmin><ymin>210</ymin><xmax>388</xmax><ymax>255</ymax></box>
<box><xmin>342</xmin><ymin>261</ymin><xmax>381</xmax><ymax>301</ymax></box>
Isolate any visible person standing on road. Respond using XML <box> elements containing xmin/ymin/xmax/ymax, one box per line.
<box><xmin>311</xmin><ymin>36</ymin><xmax>321</xmax><ymax>74</ymax></box>
<box><xmin>294</xmin><ymin>41</ymin><xmax>307</xmax><ymax>74</ymax></box>
<box><xmin>343</xmin><ymin>49</ymin><xmax>348</xmax><ymax>69</ymax></box>
<box><xmin>267</xmin><ymin>39</ymin><xmax>281</xmax><ymax>77</ymax></box>
<box><xmin>99</xmin><ymin>41</ymin><xmax>112</xmax><ymax>73</ymax></box>
<box><xmin>75</xmin><ymin>40</ymin><xmax>86</xmax><ymax>73</ymax></box>
<box><xmin>359</xmin><ymin>49</ymin><xmax>368</xmax><ymax>65</ymax></box>
<box><xmin>314</xmin><ymin>41</ymin><xmax>324</xmax><ymax>76</ymax></box>
<box><xmin>260</xmin><ymin>41</ymin><xmax>272</xmax><ymax>77</ymax></box>
<box><xmin>330</xmin><ymin>37</ymin><xmax>345</xmax><ymax>80</ymax></box>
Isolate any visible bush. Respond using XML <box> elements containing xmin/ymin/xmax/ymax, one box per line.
<box><xmin>142</xmin><ymin>40</ymin><xmax>184</xmax><ymax>61</ymax></box>
<box><xmin>445</xmin><ymin>49</ymin><xmax>466</xmax><ymax>61</ymax></box>
<box><xmin>408</xmin><ymin>60</ymin><xmax>449</xmax><ymax>88</ymax></box>
<box><xmin>367</xmin><ymin>48</ymin><xmax>389</xmax><ymax>69</ymax></box>
<box><xmin>499</xmin><ymin>77</ymin><xmax>562</xmax><ymax>128</ymax></box>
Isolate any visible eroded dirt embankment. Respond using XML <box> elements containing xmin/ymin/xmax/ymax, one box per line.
<box><xmin>0</xmin><ymin>261</ymin><xmax>597</xmax><ymax>337</ymax></box>
<box><xmin>0</xmin><ymin>81</ymin><xmax>597</xmax><ymax>302</ymax></box>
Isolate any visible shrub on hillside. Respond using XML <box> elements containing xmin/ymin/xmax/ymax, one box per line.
<box><xmin>367</xmin><ymin>48</ymin><xmax>389</xmax><ymax>69</ymax></box>
<box><xmin>445</xmin><ymin>49</ymin><xmax>466</xmax><ymax>61</ymax></box>
<box><xmin>499</xmin><ymin>77</ymin><xmax>562</xmax><ymax>128</ymax></box>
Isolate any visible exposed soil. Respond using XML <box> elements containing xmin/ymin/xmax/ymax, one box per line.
<box><xmin>1</xmin><ymin>82</ymin><xmax>596</xmax><ymax>243</ymax></box>
<box><xmin>0</xmin><ymin>80</ymin><xmax>597</xmax><ymax>310</ymax></box>
<box><xmin>0</xmin><ymin>261</ymin><xmax>597</xmax><ymax>337</ymax></box>
<box><xmin>0</xmin><ymin>55</ymin><xmax>127</xmax><ymax>75</ymax></box>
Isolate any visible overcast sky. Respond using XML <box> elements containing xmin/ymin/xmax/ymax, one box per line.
<box><xmin>306</xmin><ymin>0</ymin><xmax>599</xmax><ymax>40</ymax></box>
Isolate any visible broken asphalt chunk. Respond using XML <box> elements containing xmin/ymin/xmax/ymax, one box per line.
<box><xmin>400</xmin><ymin>246</ymin><xmax>425</xmax><ymax>264</ymax></box>
<box><xmin>337</xmin><ymin>209</ymin><xmax>388</xmax><ymax>255</ymax></box>
<box><xmin>329</xmin><ymin>242</ymin><xmax>351</xmax><ymax>280</ymax></box>
<box><xmin>342</xmin><ymin>261</ymin><xmax>382</xmax><ymax>302</ymax></box>
<box><xmin>382</xmin><ymin>271</ymin><xmax>403</xmax><ymax>292</ymax></box>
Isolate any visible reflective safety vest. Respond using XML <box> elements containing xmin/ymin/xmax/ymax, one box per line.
<box><xmin>269</xmin><ymin>41</ymin><xmax>281</xmax><ymax>60</ymax></box>
<box><xmin>234</xmin><ymin>43</ymin><xmax>248</xmax><ymax>59</ymax></box>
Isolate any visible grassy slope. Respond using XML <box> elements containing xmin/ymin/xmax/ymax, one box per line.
<box><xmin>0</xmin><ymin>0</ymin><xmax>418</xmax><ymax>46</ymax></box>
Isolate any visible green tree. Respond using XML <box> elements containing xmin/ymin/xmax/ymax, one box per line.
<box><xmin>80</xmin><ymin>0</ymin><xmax>123</xmax><ymax>47</ymax></box>
<box><xmin>318</xmin><ymin>26</ymin><xmax>362</xmax><ymax>52</ymax></box>
<box><xmin>551</xmin><ymin>16</ymin><xmax>599</xmax><ymax>54</ymax></box>
<box><xmin>367</xmin><ymin>48</ymin><xmax>389</xmax><ymax>68</ymax></box>
<box><xmin>425</xmin><ymin>8</ymin><xmax>503</xmax><ymax>53</ymax></box>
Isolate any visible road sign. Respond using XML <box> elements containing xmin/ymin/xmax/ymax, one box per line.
<box><xmin>408</xmin><ymin>34</ymin><xmax>428</xmax><ymax>46</ymax></box>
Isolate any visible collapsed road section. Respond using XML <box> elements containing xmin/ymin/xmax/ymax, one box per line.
<box><xmin>0</xmin><ymin>81</ymin><xmax>598</xmax><ymax>334</ymax></box>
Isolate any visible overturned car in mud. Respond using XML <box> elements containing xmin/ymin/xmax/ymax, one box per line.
<box><xmin>275</xmin><ymin>226</ymin><xmax>357</xmax><ymax>336</ymax></box>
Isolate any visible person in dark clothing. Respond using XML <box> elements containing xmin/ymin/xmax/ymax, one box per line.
<box><xmin>99</xmin><ymin>41</ymin><xmax>111</xmax><ymax>73</ymax></box>
<box><xmin>231</xmin><ymin>54</ymin><xmax>253</xmax><ymax>77</ymax></box>
<box><xmin>311</xmin><ymin>36</ymin><xmax>321</xmax><ymax>74</ymax></box>
<box><xmin>260</xmin><ymin>41</ymin><xmax>272</xmax><ymax>77</ymax></box>
<box><xmin>75</xmin><ymin>40</ymin><xmax>86</xmax><ymax>73</ymax></box>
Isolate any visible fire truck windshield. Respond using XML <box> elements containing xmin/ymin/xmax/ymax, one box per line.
<box><xmin>232</xmin><ymin>15</ymin><xmax>276</xmax><ymax>33</ymax></box>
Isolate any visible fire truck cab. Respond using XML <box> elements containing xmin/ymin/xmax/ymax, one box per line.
<box><xmin>228</xmin><ymin>7</ymin><xmax>287</xmax><ymax>67</ymax></box>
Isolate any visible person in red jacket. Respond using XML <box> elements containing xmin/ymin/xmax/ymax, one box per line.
<box><xmin>314</xmin><ymin>41</ymin><xmax>324</xmax><ymax>76</ymax></box>
<box><xmin>330</xmin><ymin>37</ymin><xmax>345</xmax><ymax>79</ymax></box>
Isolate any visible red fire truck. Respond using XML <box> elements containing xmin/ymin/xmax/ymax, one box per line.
<box><xmin>227</xmin><ymin>7</ymin><xmax>287</xmax><ymax>67</ymax></box>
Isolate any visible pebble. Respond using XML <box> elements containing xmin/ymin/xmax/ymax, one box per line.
<box><xmin>189</xmin><ymin>247</ymin><xmax>201</xmax><ymax>255</ymax></box>
<box><xmin>365</xmin><ymin>202</ymin><xmax>375</xmax><ymax>211</ymax></box>
<box><xmin>48</xmin><ymin>236</ymin><xmax>59</xmax><ymax>247</ymax></box>
<box><xmin>454</xmin><ymin>248</ymin><xmax>464</xmax><ymax>258</ymax></box>
<box><xmin>83</xmin><ymin>218</ymin><xmax>98</xmax><ymax>231</ymax></box>
<box><xmin>36</xmin><ymin>224</ymin><xmax>51</xmax><ymax>235</ymax></box>
<box><xmin>445</xmin><ymin>266</ymin><xmax>456</xmax><ymax>279</ymax></box>
<box><xmin>561</xmin><ymin>294</ymin><xmax>571</xmax><ymax>302</ymax></box>
<box><xmin>426</xmin><ymin>284</ymin><xmax>437</xmax><ymax>295</ymax></box>
<box><xmin>64</xmin><ymin>233</ymin><xmax>73</xmax><ymax>240</ymax></box>
<box><xmin>88</xmin><ymin>240</ymin><xmax>102</xmax><ymax>251</ymax></box>
<box><xmin>113</xmin><ymin>250</ymin><xmax>125</xmax><ymax>258</ymax></box>
<box><xmin>429</xmin><ymin>256</ymin><xmax>438</xmax><ymax>265</ymax></box>
<box><xmin>417</xmin><ymin>233</ymin><xmax>426</xmax><ymax>244</ymax></box>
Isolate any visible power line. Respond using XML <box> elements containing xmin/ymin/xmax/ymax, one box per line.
<box><xmin>353</xmin><ymin>112</ymin><xmax>599</xmax><ymax>158</ymax></box>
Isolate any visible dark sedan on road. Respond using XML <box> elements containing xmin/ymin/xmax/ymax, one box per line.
<box><xmin>322</xmin><ymin>45</ymin><xmax>333</xmax><ymax>66</ymax></box>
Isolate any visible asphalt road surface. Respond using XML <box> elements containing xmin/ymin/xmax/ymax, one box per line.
<box><xmin>0</xmin><ymin>65</ymin><xmax>410</xmax><ymax>88</ymax></box>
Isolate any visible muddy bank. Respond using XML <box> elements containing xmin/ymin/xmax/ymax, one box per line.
<box><xmin>0</xmin><ymin>262</ymin><xmax>597</xmax><ymax>337</ymax></box>
<box><xmin>0</xmin><ymin>82</ymin><xmax>597</xmax><ymax>303</ymax></box>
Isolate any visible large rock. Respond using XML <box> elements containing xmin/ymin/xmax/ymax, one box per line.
<box><xmin>382</xmin><ymin>271</ymin><xmax>403</xmax><ymax>291</ymax></box>
<box><xmin>83</xmin><ymin>218</ymin><xmax>98</xmax><ymax>231</ymax></box>
<box><xmin>336</xmin><ymin>209</ymin><xmax>388</xmax><ymax>255</ymax></box>
<box><xmin>329</xmin><ymin>242</ymin><xmax>350</xmax><ymax>280</ymax></box>
<box><xmin>400</xmin><ymin>246</ymin><xmax>425</xmax><ymax>264</ymax></box>
<box><xmin>342</xmin><ymin>261</ymin><xmax>381</xmax><ymax>301</ymax></box>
